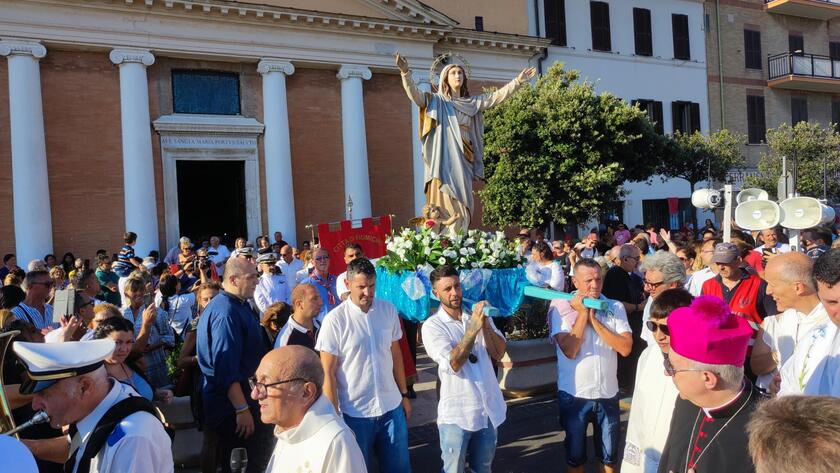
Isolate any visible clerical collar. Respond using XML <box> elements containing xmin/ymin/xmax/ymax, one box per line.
<box><xmin>702</xmin><ymin>379</ymin><xmax>748</xmax><ymax>418</ymax></box>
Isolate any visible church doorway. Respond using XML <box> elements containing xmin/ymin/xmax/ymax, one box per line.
<box><xmin>176</xmin><ymin>160</ymin><xmax>247</xmax><ymax>245</ymax></box>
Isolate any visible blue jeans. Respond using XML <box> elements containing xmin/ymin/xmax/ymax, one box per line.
<box><xmin>343</xmin><ymin>406</ymin><xmax>411</xmax><ymax>473</ymax></box>
<box><xmin>438</xmin><ymin>419</ymin><xmax>498</xmax><ymax>473</ymax></box>
<box><xmin>556</xmin><ymin>390</ymin><xmax>620</xmax><ymax>467</ymax></box>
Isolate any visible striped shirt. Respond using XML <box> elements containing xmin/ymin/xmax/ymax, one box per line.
<box><xmin>11</xmin><ymin>303</ymin><xmax>55</xmax><ymax>330</ymax></box>
<box><xmin>122</xmin><ymin>303</ymin><xmax>176</xmax><ymax>388</ymax></box>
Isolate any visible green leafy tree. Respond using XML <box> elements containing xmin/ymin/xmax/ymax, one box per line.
<box><xmin>744</xmin><ymin>122</ymin><xmax>840</xmax><ymax>202</ymax></box>
<box><xmin>479</xmin><ymin>63</ymin><xmax>665</xmax><ymax>228</ymax></box>
<box><xmin>659</xmin><ymin>129</ymin><xmax>745</xmax><ymax>229</ymax></box>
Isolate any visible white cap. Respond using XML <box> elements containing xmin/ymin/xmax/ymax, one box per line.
<box><xmin>13</xmin><ymin>339</ymin><xmax>115</xmax><ymax>394</ymax></box>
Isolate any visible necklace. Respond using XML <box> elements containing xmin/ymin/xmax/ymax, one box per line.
<box><xmin>684</xmin><ymin>386</ymin><xmax>753</xmax><ymax>473</ymax></box>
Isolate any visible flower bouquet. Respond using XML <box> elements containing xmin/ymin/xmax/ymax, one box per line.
<box><xmin>375</xmin><ymin>228</ymin><xmax>530</xmax><ymax>322</ymax></box>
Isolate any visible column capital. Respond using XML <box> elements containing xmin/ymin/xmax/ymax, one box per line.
<box><xmin>0</xmin><ymin>39</ymin><xmax>46</xmax><ymax>59</ymax></box>
<box><xmin>109</xmin><ymin>48</ymin><xmax>155</xmax><ymax>67</ymax></box>
<box><xmin>257</xmin><ymin>59</ymin><xmax>295</xmax><ymax>76</ymax></box>
<box><xmin>337</xmin><ymin>65</ymin><xmax>371</xmax><ymax>81</ymax></box>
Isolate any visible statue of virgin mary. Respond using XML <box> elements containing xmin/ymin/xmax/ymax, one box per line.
<box><xmin>397</xmin><ymin>53</ymin><xmax>535</xmax><ymax>234</ymax></box>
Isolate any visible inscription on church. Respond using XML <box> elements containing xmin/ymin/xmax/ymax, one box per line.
<box><xmin>160</xmin><ymin>136</ymin><xmax>257</xmax><ymax>149</ymax></box>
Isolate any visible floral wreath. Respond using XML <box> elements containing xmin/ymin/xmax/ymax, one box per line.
<box><xmin>429</xmin><ymin>52</ymin><xmax>473</xmax><ymax>89</ymax></box>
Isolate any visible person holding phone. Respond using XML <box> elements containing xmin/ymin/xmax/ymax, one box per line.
<box><xmin>44</xmin><ymin>290</ymin><xmax>96</xmax><ymax>343</ymax></box>
<box><xmin>121</xmin><ymin>277</ymin><xmax>176</xmax><ymax>388</ymax></box>
<box><xmin>753</xmin><ymin>227</ymin><xmax>791</xmax><ymax>271</ymax></box>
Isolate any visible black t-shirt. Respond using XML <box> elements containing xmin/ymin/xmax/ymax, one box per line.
<box><xmin>602</xmin><ymin>266</ymin><xmax>644</xmax><ymax>308</ymax></box>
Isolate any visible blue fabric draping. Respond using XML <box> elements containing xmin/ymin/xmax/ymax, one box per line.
<box><xmin>375</xmin><ymin>266</ymin><xmax>529</xmax><ymax>322</ymax></box>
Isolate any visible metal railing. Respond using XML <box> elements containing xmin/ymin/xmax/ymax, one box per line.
<box><xmin>768</xmin><ymin>51</ymin><xmax>840</xmax><ymax>80</ymax></box>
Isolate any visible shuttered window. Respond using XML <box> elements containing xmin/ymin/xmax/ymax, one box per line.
<box><xmin>590</xmin><ymin>2</ymin><xmax>611</xmax><ymax>52</ymax></box>
<box><xmin>672</xmin><ymin>14</ymin><xmax>690</xmax><ymax>60</ymax></box>
<box><xmin>633</xmin><ymin>8</ymin><xmax>653</xmax><ymax>56</ymax></box>
<box><xmin>746</xmin><ymin>96</ymin><xmax>766</xmax><ymax>144</ymax></box>
<box><xmin>791</xmin><ymin>97</ymin><xmax>808</xmax><ymax>124</ymax></box>
<box><xmin>744</xmin><ymin>30</ymin><xmax>762</xmax><ymax>70</ymax></box>
<box><xmin>671</xmin><ymin>101</ymin><xmax>701</xmax><ymax>134</ymax></box>
<box><xmin>544</xmin><ymin>0</ymin><xmax>567</xmax><ymax>46</ymax></box>
<box><xmin>632</xmin><ymin>99</ymin><xmax>664</xmax><ymax>134</ymax></box>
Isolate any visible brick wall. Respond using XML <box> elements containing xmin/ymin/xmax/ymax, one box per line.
<box><xmin>40</xmin><ymin>50</ymin><xmax>125</xmax><ymax>263</ymax></box>
<box><xmin>0</xmin><ymin>60</ymin><xmax>13</xmax><ymax>257</ymax></box>
<box><xmin>363</xmin><ymin>72</ymin><xmax>414</xmax><ymax>231</ymax></box>
<box><xmin>286</xmin><ymin>68</ymin><xmax>345</xmax><ymax>246</ymax></box>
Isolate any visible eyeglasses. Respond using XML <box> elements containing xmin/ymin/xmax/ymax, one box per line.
<box><xmin>662</xmin><ymin>355</ymin><xmax>707</xmax><ymax>377</ymax></box>
<box><xmin>624</xmin><ymin>255</ymin><xmax>641</xmax><ymax>261</ymax></box>
<box><xmin>315</xmin><ymin>256</ymin><xmax>330</xmax><ymax>261</ymax></box>
<box><xmin>248</xmin><ymin>376</ymin><xmax>307</xmax><ymax>398</ymax></box>
<box><xmin>78</xmin><ymin>300</ymin><xmax>95</xmax><ymax>310</ymax></box>
<box><xmin>31</xmin><ymin>281</ymin><xmax>54</xmax><ymax>288</ymax></box>
<box><xmin>645</xmin><ymin>320</ymin><xmax>669</xmax><ymax>336</ymax></box>
<box><xmin>643</xmin><ymin>279</ymin><xmax>666</xmax><ymax>289</ymax></box>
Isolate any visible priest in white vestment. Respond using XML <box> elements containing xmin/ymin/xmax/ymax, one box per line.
<box><xmin>622</xmin><ymin>288</ymin><xmax>693</xmax><ymax>473</ymax></box>
<box><xmin>777</xmin><ymin>248</ymin><xmax>840</xmax><ymax>397</ymax></box>
<box><xmin>254</xmin><ymin>346</ymin><xmax>366</xmax><ymax>473</ymax></box>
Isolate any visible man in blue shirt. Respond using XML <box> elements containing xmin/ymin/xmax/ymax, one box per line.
<box><xmin>300</xmin><ymin>247</ymin><xmax>339</xmax><ymax>322</ymax></box>
<box><xmin>197</xmin><ymin>257</ymin><xmax>272</xmax><ymax>473</ymax></box>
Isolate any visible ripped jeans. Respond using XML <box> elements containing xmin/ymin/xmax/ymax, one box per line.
<box><xmin>438</xmin><ymin>419</ymin><xmax>498</xmax><ymax>473</ymax></box>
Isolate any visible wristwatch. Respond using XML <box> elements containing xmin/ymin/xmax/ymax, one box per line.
<box><xmin>401</xmin><ymin>392</ymin><xmax>410</xmax><ymax>398</ymax></box>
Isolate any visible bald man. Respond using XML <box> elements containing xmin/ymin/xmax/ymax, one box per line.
<box><xmin>752</xmin><ymin>252</ymin><xmax>828</xmax><ymax>392</ymax></box>
<box><xmin>256</xmin><ymin>346</ymin><xmax>366</xmax><ymax>473</ymax></box>
<box><xmin>274</xmin><ymin>284</ymin><xmax>323</xmax><ymax>350</ymax></box>
<box><xmin>197</xmin><ymin>257</ymin><xmax>273</xmax><ymax>473</ymax></box>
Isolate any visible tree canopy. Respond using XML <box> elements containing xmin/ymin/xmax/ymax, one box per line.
<box><xmin>744</xmin><ymin>122</ymin><xmax>840</xmax><ymax>202</ymax></box>
<box><xmin>659</xmin><ymin>129</ymin><xmax>745</xmax><ymax>192</ymax></box>
<box><xmin>479</xmin><ymin>63</ymin><xmax>665</xmax><ymax>228</ymax></box>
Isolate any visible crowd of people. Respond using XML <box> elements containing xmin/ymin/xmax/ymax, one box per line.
<box><xmin>1</xmin><ymin>219</ymin><xmax>840</xmax><ymax>473</ymax></box>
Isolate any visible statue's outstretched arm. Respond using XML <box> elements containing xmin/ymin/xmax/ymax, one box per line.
<box><xmin>396</xmin><ymin>52</ymin><xmax>427</xmax><ymax>108</ymax></box>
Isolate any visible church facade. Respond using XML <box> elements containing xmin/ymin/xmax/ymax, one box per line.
<box><xmin>0</xmin><ymin>0</ymin><xmax>545</xmax><ymax>262</ymax></box>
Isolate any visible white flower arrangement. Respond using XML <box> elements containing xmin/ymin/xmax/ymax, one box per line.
<box><xmin>378</xmin><ymin>227</ymin><xmax>525</xmax><ymax>272</ymax></box>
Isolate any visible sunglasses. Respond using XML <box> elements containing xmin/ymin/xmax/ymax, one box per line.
<box><xmin>315</xmin><ymin>256</ymin><xmax>330</xmax><ymax>261</ymax></box>
<box><xmin>645</xmin><ymin>320</ymin><xmax>669</xmax><ymax>335</ymax></box>
<box><xmin>643</xmin><ymin>279</ymin><xmax>666</xmax><ymax>289</ymax></box>
<box><xmin>662</xmin><ymin>354</ymin><xmax>707</xmax><ymax>377</ymax></box>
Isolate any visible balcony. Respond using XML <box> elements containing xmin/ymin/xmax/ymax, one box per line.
<box><xmin>764</xmin><ymin>0</ymin><xmax>840</xmax><ymax>20</ymax></box>
<box><xmin>768</xmin><ymin>52</ymin><xmax>840</xmax><ymax>92</ymax></box>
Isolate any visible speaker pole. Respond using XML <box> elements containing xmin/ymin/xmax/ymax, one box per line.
<box><xmin>723</xmin><ymin>184</ymin><xmax>733</xmax><ymax>243</ymax></box>
<box><xmin>789</xmin><ymin>229</ymin><xmax>801</xmax><ymax>253</ymax></box>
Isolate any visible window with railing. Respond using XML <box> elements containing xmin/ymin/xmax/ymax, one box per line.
<box><xmin>768</xmin><ymin>52</ymin><xmax>840</xmax><ymax>80</ymax></box>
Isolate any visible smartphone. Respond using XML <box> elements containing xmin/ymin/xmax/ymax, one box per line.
<box><xmin>143</xmin><ymin>293</ymin><xmax>153</xmax><ymax>307</ymax></box>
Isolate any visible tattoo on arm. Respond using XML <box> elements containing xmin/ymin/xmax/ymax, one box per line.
<box><xmin>449</xmin><ymin>331</ymin><xmax>479</xmax><ymax>372</ymax></box>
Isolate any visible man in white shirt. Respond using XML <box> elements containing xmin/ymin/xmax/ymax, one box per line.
<box><xmin>277</xmin><ymin>245</ymin><xmax>303</xmax><ymax>291</ymax></box>
<box><xmin>254</xmin><ymin>253</ymin><xmax>290</xmax><ymax>314</ymax></box>
<box><xmin>336</xmin><ymin>244</ymin><xmax>364</xmax><ymax>301</ymax></box>
<box><xmin>421</xmin><ymin>265</ymin><xmax>507</xmax><ymax>473</ymax></box>
<box><xmin>621</xmin><ymin>288</ymin><xmax>691</xmax><ymax>473</ymax></box>
<box><xmin>255</xmin><ymin>345</ymin><xmax>366</xmax><ymax>473</ymax></box>
<box><xmin>548</xmin><ymin>258</ymin><xmax>632</xmax><ymax>473</ymax></box>
<box><xmin>315</xmin><ymin>258</ymin><xmax>412</xmax><ymax>472</ymax></box>
<box><xmin>208</xmin><ymin>236</ymin><xmax>231</xmax><ymax>277</ymax></box>
<box><xmin>686</xmin><ymin>238</ymin><xmax>720</xmax><ymax>296</ymax></box>
<box><xmin>778</xmin><ymin>248</ymin><xmax>840</xmax><ymax>396</ymax></box>
<box><xmin>12</xmin><ymin>270</ymin><xmax>55</xmax><ymax>330</ymax></box>
<box><xmin>752</xmin><ymin>252</ymin><xmax>828</xmax><ymax>391</ymax></box>
<box><xmin>753</xmin><ymin>227</ymin><xmax>791</xmax><ymax>270</ymax></box>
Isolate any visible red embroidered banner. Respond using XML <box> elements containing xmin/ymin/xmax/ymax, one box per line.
<box><xmin>317</xmin><ymin>216</ymin><xmax>392</xmax><ymax>275</ymax></box>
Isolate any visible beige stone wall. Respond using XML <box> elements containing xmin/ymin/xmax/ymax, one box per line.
<box><xmin>705</xmin><ymin>0</ymin><xmax>840</xmax><ymax>170</ymax></box>
<box><xmin>422</xmin><ymin>0</ymin><xmax>529</xmax><ymax>34</ymax></box>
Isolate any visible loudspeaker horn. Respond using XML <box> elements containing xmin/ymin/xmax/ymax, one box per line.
<box><xmin>691</xmin><ymin>188</ymin><xmax>722</xmax><ymax>209</ymax></box>
<box><xmin>779</xmin><ymin>197</ymin><xmax>836</xmax><ymax>230</ymax></box>
<box><xmin>736</xmin><ymin>188</ymin><xmax>769</xmax><ymax>204</ymax></box>
<box><xmin>734</xmin><ymin>200</ymin><xmax>781</xmax><ymax>231</ymax></box>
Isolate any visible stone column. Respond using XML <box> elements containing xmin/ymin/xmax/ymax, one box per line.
<box><xmin>258</xmin><ymin>59</ymin><xmax>297</xmax><ymax>246</ymax></box>
<box><xmin>110</xmin><ymin>48</ymin><xmax>159</xmax><ymax>255</ymax></box>
<box><xmin>0</xmin><ymin>39</ymin><xmax>53</xmax><ymax>264</ymax></box>
<box><xmin>409</xmin><ymin>70</ymin><xmax>432</xmax><ymax>217</ymax></box>
<box><xmin>337</xmin><ymin>65</ymin><xmax>372</xmax><ymax>219</ymax></box>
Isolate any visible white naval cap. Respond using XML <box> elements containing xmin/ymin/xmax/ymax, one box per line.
<box><xmin>13</xmin><ymin>339</ymin><xmax>116</xmax><ymax>394</ymax></box>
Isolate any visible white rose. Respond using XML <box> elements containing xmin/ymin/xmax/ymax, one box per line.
<box><xmin>438</xmin><ymin>257</ymin><xmax>446</xmax><ymax>265</ymax></box>
<box><xmin>460</xmin><ymin>257</ymin><xmax>467</xmax><ymax>265</ymax></box>
<box><xmin>459</xmin><ymin>247</ymin><xmax>468</xmax><ymax>256</ymax></box>
<box><xmin>424</xmin><ymin>247</ymin><xmax>432</xmax><ymax>256</ymax></box>
<box><xmin>468</xmin><ymin>248</ymin><xmax>476</xmax><ymax>255</ymax></box>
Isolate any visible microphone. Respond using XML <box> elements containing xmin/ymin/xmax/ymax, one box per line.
<box><xmin>230</xmin><ymin>447</ymin><xmax>248</xmax><ymax>473</ymax></box>
<box><xmin>5</xmin><ymin>410</ymin><xmax>50</xmax><ymax>436</ymax></box>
